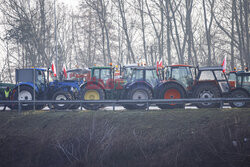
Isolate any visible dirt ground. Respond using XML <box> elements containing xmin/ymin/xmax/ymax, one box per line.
<box><xmin>0</xmin><ymin>108</ymin><xmax>250</xmax><ymax>167</ymax></box>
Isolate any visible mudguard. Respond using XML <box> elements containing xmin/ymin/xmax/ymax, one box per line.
<box><xmin>15</xmin><ymin>82</ymin><xmax>39</xmax><ymax>93</ymax></box>
<box><xmin>125</xmin><ymin>81</ymin><xmax>154</xmax><ymax>94</ymax></box>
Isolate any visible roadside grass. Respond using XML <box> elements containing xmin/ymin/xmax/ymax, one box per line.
<box><xmin>0</xmin><ymin>108</ymin><xmax>249</xmax><ymax>167</ymax></box>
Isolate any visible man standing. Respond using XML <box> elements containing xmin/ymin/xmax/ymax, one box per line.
<box><xmin>3</xmin><ymin>87</ymin><xmax>11</xmax><ymax>111</ymax></box>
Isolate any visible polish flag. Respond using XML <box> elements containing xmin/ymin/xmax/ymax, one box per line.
<box><xmin>222</xmin><ymin>55</ymin><xmax>227</xmax><ymax>73</ymax></box>
<box><xmin>51</xmin><ymin>61</ymin><xmax>57</xmax><ymax>77</ymax></box>
<box><xmin>156</xmin><ymin>59</ymin><xmax>163</xmax><ymax>75</ymax></box>
<box><xmin>63</xmin><ymin>65</ymin><xmax>67</xmax><ymax>78</ymax></box>
<box><xmin>158</xmin><ymin>58</ymin><xmax>163</xmax><ymax>67</ymax></box>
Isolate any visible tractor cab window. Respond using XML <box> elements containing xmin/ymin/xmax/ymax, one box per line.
<box><xmin>145</xmin><ymin>70</ymin><xmax>158</xmax><ymax>86</ymax></box>
<box><xmin>172</xmin><ymin>67</ymin><xmax>193</xmax><ymax>87</ymax></box>
<box><xmin>122</xmin><ymin>67</ymin><xmax>133</xmax><ymax>79</ymax></box>
<box><xmin>131</xmin><ymin>69</ymin><xmax>143</xmax><ymax>81</ymax></box>
<box><xmin>37</xmin><ymin>70</ymin><xmax>45</xmax><ymax>84</ymax></box>
<box><xmin>93</xmin><ymin>69</ymin><xmax>100</xmax><ymax>80</ymax></box>
<box><xmin>242</xmin><ymin>75</ymin><xmax>250</xmax><ymax>92</ymax></box>
<box><xmin>101</xmin><ymin>69</ymin><xmax>112</xmax><ymax>82</ymax></box>
<box><xmin>214</xmin><ymin>70</ymin><xmax>230</xmax><ymax>93</ymax></box>
<box><xmin>199</xmin><ymin>71</ymin><xmax>215</xmax><ymax>80</ymax></box>
<box><xmin>214</xmin><ymin>71</ymin><xmax>226</xmax><ymax>80</ymax></box>
<box><xmin>228</xmin><ymin>73</ymin><xmax>236</xmax><ymax>81</ymax></box>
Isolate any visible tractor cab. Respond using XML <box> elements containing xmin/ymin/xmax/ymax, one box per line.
<box><xmin>195</xmin><ymin>66</ymin><xmax>230</xmax><ymax>94</ymax></box>
<box><xmin>65</xmin><ymin>68</ymin><xmax>90</xmax><ymax>82</ymax></box>
<box><xmin>120</xmin><ymin>64</ymin><xmax>138</xmax><ymax>79</ymax></box>
<box><xmin>165</xmin><ymin>65</ymin><xmax>196</xmax><ymax>90</ymax></box>
<box><xmin>229</xmin><ymin>71</ymin><xmax>250</xmax><ymax>108</ymax></box>
<box><xmin>128</xmin><ymin>66</ymin><xmax>160</xmax><ymax>87</ymax></box>
<box><xmin>233</xmin><ymin>72</ymin><xmax>250</xmax><ymax>92</ymax></box>
<box><xmin>15</xmin><ymin>68</ymin><xmax>48</xmax><ymax>93</ymax></box>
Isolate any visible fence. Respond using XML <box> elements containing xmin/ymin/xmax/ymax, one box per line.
<box><xmin>1</xmin><ymin>98</ymin><xmax>250</xmax><ymax>111</ymax></box>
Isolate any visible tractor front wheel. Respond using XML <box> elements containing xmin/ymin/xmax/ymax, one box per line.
<box><xmin>124</xmin><ymin>85</ymin><xmax>152</xmax><ymax>110</ymax></box>
<box><xmin>157</xmin><ymin>83</ymin><xmax>186</xmax><ymax>109</ymax></box>
<box><xmin>52</xmin><ymin>91</ymin><xmax>72</xmax><ymax>110</ymax></box>
<box><xmin>81</xmin><ymin>87</ymin><xmax>104</xmax><ymax>110</ymax></box>
<box><xmin>193</xmin><ymin>84</ymin><xmax>221</xmax><ymax>108</ymax></box>
<box><xmin>230</xmin><ymin>89</ymin><xmax>249</xmax><ymax>108</ymax></box>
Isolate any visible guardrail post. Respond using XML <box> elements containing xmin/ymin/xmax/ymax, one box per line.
<box><xmin>18</xmin><ymin>101</ymin><xmax>21</xmax><ymax>113</ymax></box>
<box><xmin>220</xmin><ymin>100</ymin><xmax>223</xmax><ymax>109</ymax></box>
<box><xmin>147</xmin><ymin>102</ymin><xmax>149</xmax><ymax>111</ymax></box>
<box><xmin>80</xmin><ymin>101</ymin><xmax>82</xmax><ymax>111</ymax></box>
<box><xmin>113</xmin><ymin>103</ymin><xmax>115</xmax><ymax>111</ymax></box>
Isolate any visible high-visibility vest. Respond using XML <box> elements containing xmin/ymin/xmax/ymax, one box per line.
<box><xmin>4</xmin><ymin>89</ymin><xmax>11</xmax><ymax>98</ymax></box>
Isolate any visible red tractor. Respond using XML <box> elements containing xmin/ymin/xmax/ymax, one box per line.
<box><xmin>155</xmin><ymin>65</ymin><xmax>231</xmax><ymax>108</ymax></box>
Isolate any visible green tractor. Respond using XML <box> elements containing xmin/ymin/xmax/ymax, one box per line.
<box><xmin>228</xmin><ymin>71</ymin><xmax>250</xmax><ymax>107</ymax></box>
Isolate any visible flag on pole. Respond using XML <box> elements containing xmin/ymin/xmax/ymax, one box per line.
<box><xmin>63</xmin><ymin>65</ymin><xmax>67</xmax><ymax>78</ymax></box>
<box><xmin>156</xmin><ymin>59</ymin><xmax>163</xmax><ymax>75</ymax></box>
<box><xmin>222</xmin><ymin>55</ymin><xmax>227</xmax><ymax>73</ymax></box>
<box><xmin>51</xmin><ymin>61</ymin><xmax>57</xmax><ymax>77</ymax></box>
<box><xmin>158</xmin><ymin>58</ymin><xmax>162</xmax><ymax>67</ymax></box>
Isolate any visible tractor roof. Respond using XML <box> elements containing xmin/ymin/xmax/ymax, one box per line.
<box><xmin>236</xmin><ymin>71</ymin><xmax>250</xmax><ymax>76</ymax></box>
<box><xmin>130</xmin><ymin>66</ymin><xmax>156</xmax><ymax>70</ymax></box>
<box><xmin>18</xmin><ymin>68</ymin><xmax>47</xmax><ymax>71</ymax></box>
<box><xmin>123</xmin><ymin>64</ymin><xmax>138</xmax><ymax>67</ymax></box>
<box><xmin>170</xmin><ymin>64</ymin><xmax>194</xmax><ymax>67</ymax></box>
<box><xmin>90</xmin><ymin>66</ymin><xmax>113</xmax><ymax>69</ymax></box>
<box><xmin>198</xmin><ymin>66</ymin><xmax>223</xmax><ymax>71</ymax></box>
<box><xmin>67</xmin><ymin>68</ymin><xmax>90</xmax><ymax>73</ymax></box>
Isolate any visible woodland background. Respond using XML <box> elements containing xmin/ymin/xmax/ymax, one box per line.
<box><xmin>0</xmin><ymin>0</ymin><xmax>249</xmax><ymax>82</ymax></box>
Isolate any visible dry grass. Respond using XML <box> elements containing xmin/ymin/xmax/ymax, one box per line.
<box><xmin>0</xmin><ymin>108</ymin><xmax>250</xmax><ymax>167</ymax></box>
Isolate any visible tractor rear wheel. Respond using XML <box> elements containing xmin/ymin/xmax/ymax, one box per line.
<box><xmin>157</xmin><ymin>83</ymin><xmax>186</xmax><ymax>109</ymax></box>
<box><xmin>193</xmin><ymin>84</ymin><xmax>221</xmax><ymax>108</ymax></box>
<box><xmin>12</xmin><ymin>86</ymin><xmax>35</xmax><ymax>110</ymax></box>
<box><xmin>124</xmin><ymin>85</ymin><xmax>152</xmax><ymax>110</ymax></box>
<box><xmin>81</xmin><ymin>87</ymin><xmax>104</xmax><ymax>110</ymax></box>
<box><xmin>230</xmin><ymin>89</ymin><xmax>249</xmax><ymax>108</ymax></box>
<box><xmin>52</xmin><ymin>91</ymin><xmax>72</xmax><ymax>110</ymax></box>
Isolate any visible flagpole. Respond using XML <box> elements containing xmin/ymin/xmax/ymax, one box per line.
<box><xmin>54</xmin><ymin>0</ymin><xmax>58</xmax><ymax>78</ymax></box>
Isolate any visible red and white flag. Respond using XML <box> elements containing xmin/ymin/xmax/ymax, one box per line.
<box><xmin>63</xmin><ymin>65</ymin><xmax>67</xmax><ymax>78</ymax></box>
<box><xmin>158</xmin><ymin>58</ymin><xmax>163</xmax><ymax>67</ymax></box>
<box><xmin>51</xmin><ymin>61</ymin><xmax>57</xmax><ymax>77</ymax></box>
<box><xmin>222</xmin><ymin>55</ymin><xmax>227</xmax><ymax>73</ymax></box>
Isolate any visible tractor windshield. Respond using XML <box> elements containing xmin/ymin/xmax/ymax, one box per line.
<box><xmin>242</xmin><ymin>75</ymin><xmax>250</xmax><ymax>92</ymax></box>
<box><xmin>92</xmin><ymin>68</ymin><xmax>112</xmax><ymax>83</ymax></box>
<box><xmin>122</xmin><ymin>67</ymin><xmax>133</xmax><ymax>79</ymax></box>
<box><xmin>145</xmin><ymin>69</ymin><xmax>158</xmax><ymax>86</ymax></box>
<box><xmin>170</xmin><ymin>67</ymin><xmax>193</xmax><ymax>88</ymax></box>
<box><xmin>36</xmin><ymin>70</ymin><xmax>46</xmax><ymax>89</ymax></box>
<box><xmin>130</xmin><ymin>69</ymin><xmax>143</xmax><ymax>81</ymax></box>
<box><xmin>228</xmin><ymin>73</ymin><xmax>236</xmax><ymax>81</ymax></box>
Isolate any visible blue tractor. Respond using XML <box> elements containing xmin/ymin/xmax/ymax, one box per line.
<box><xmin>11</xmin><ymin>68</ymin><xmax>81</xmax><ymax>110</ymax></box>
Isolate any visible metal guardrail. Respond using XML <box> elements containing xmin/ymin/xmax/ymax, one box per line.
<box><xmin>0</xmin><ymin>98</ymin><xmax>250</xmax><ymax>111</ymax></box>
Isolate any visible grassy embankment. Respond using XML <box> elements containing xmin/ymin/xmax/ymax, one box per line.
<box><xmin>0</xmin><ymin>108</ymin><xmax>250</xmax><ymax>167</ymax></box>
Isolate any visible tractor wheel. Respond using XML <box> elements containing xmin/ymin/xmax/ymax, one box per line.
<box><xmin>124</xmin><ymin>85</ymin><xmax>152</xmax><ymax>110</ymax></box>
<box><xmin>193</xmin><ymin>84</ymin><xmax>221</xmax><ymax>108</ymax></box>
<box><xmin>157</xmin><ymin>83</ymin><xmax>186</xmax><ymax>109</ymax></box>
<box><xmin>52</xmin><ymin>91</ymin><xmax>72</xmax><ymax>110</ymax></box>
<box><xmin>12</xmin><ymin>86</ymin><xmax>34</xmax><ymax>110</ymax></box>
<box><xmin>69</xmin><ymin>104</ymin><xmax>80</xmax><ymax>110</ymax></box>
<box><xmin>230</xmin><ymin>89</ymin><xmax>249</xmax><ymax>108</ymax></box>
<box><xmin>81</xmin><ymin>87</ymin><xmax>104</xmax><ymax>110</ymax></box>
